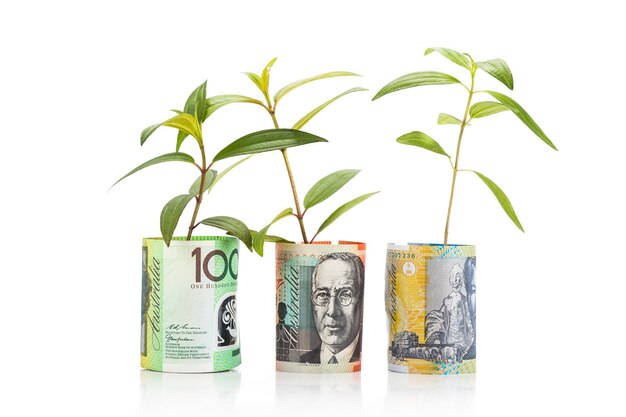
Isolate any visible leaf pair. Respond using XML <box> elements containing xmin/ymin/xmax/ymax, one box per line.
<box><xmin>395</xmin><ymin>131</ymin><xmax>525</xmax><ymax>232</ymax></box>
<box><xmin>140</xmin><ymin>82</ymin><xmax>269</xmax><ymax>153</ymax></box>
<box><xmin>156</xmin><ymin>157</ymin><xmax>252</xmax><ymax>246</ymax></box>
<box><xmin>176</xmin><ymin>92</ymin><xmax>268</xmax><ymax>152</ymax></box>
<box><xmin>244</xmin><ymin>57</ymin><xmax>278</xmax><ymax>99</ymax></box>
<box><xmin>373</xmin><ymin>47</ymin><xmax>514</xmax><ymax>102</ymax></box>
<box><xmin>303</xmin><ymin>170</ymin><xmax>378</xmax><ymax>241</ymax></box>
<box><xmin>243</xmin><ymin>59</ymin><xmax>366</xmax><ymax>131</ymax></box>
<box><xmin>245</xmin><ymin>58</ymin><xmax>361</xmax><ymax>101</ymax></box>
<box><xmin>426</xmin><ymin>47</ymin><xmax>514</xmax><ymax>90</ymax></box>
<box><xmin>396</xmin><ymin>129</ymin><xmax>526</xmax><ymax>232</ymax></box>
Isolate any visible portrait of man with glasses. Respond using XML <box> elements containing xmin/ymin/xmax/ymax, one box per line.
<box><xmin>299</xmin><ymin>252</ymin><xmax>364</xmax><ymax>365</ymax></box>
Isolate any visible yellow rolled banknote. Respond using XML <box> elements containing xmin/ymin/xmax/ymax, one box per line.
<box><xmin>385</xmin><ymin>243</ymin><xmax>476</xmax><ymax>374</ymax></box>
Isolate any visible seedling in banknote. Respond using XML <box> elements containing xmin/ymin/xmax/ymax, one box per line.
<box><xmin>374</xmin><ymin>48</ymin><xmax>557</xmax><ymax>375</ymax></box>
<box><xmin>213</xmin><ymin>59</ymin><xmax>375</xmax><ymax>373</ymax></box>
<box><xmin>213</xmin><ymin>58</ymin><xmax>378</xmax><ymax>256</ymax></box>
<box><xmin>373</xmin><ymin>47</ymin><xmax>557</xmax><ymax>244</ymax></box>
<box><xmin>112</xmin><ymin>81</ymin><xmax>258</xmax><ymax>248</ymax></box>
<box><xmin>112</xmin><ymin>82</ymin><xmax>268</xmax><ymax>373</ymax></box>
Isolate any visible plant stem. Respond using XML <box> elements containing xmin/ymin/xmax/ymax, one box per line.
<box><xmin>281</xmin><ymin>148</ymin><xmax>309</xmax><ymax>243</ymax></box>
<box><xmin>444</xmin><ymin>69</ymin><xmax>476</xmax><ymax>246</ymax></box>
<box><xmin>186</xmin><ymin>146</ymin><xmax>209</xmax><ymax>240</ymax></box>
<box><xmin>267</xmin><ymin>108</ymin><xmax>309</xmax><ymax>243</ymax></box>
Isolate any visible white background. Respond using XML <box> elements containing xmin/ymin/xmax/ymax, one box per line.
<box><xmin>1</xmin><ymin>1</ymin><xmax>624</xmax><ymax>416</ymax></box>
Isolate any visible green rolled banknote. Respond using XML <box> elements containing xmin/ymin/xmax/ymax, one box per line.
<box><xmin>141</xmin><ymin>236</ymin><xmax>241</xmax><ymax>373</ymax></box>
<box><xmin>276</xmin><ymin>241</ymin><xmax>366</xmax><ymax>373</ymax></box>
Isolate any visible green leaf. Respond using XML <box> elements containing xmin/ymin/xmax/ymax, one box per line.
<box><xmin>254</xmin><ymin>208</ymin><xmax>293</xmax><ymax>256</ymax></box>
<box><xmin>161</xmin><ymin>113</ymin><xmax>203</xmax><ymax>148</ymax></box>
<box><xmin>205</xmin><ymin>156</ymin><xmax>253</xmax><ymax>195</ymax></box>
<box><xmin>469</xmin><ymin>101</ymin><xmax>510</xmax><ymax>119</ymax></box>
<box><xmin>292</xmin><ymin>87</ymin><xmax>367</xmax><ymax>130</ymax></box>
<box><xmin>261</xmin><ymin>57</ymin><xmax>278</xmax><ymax>93</ymax></box>
<box><xmin>140</xmin><ymin>123</ymin><xmax>163</xmax><ymax>145</ymax></box>
<box><xmin>189</xmin><ymin>170</ymin><xmax>217</xmax><ymax>195</ymax></box>
<box><xmin>274</xmin><ymin>71</ymin><xmax>361</xmax><ymax>104</ymax></box>
<box><xmin>176</xmin><ymin>81</ymin><xmax>208</xmax><ymax>150</ymax></box>
<box><xmin>438</xmin><ymin>113</ymin><xmax>462</xmax><ymax>125</ymax></box>
<box><xmin>213</xmin><ymin>129</ymin><xmax>328</xmax><ymax>162</ymax></box>
<box><xmin>425</xmin><ymin>47</ymin><xmax>472</xmax><ymax>70</ymax></box>
<box><xmin>244</xmin><ymin>72</ymin><xmax>263</xmax><ymax>92</ymax></box>
<box><xmin>471</xmin><ymin>171</ymin><xmax>524</xmax><ymax>232</ymax></box>
<box><xmin>303</xmin><ymin>169</ymin><xmax>361</xmax><ymax>209</ymax></box>
<box><xmin>476</xmin><ymin>59</ymin><xmax>514</xmax><ymax>90</ymax></box>
<box><xmin>372</xmin><ymin>71</ymin><xmax>461</xmax><ymax>100</ymax></box>
<box><xmin>314</xmin><ymin>192</ymin><xmax>378</xmax><ymax>239</ymax></box>
<box><xmin>160</xmin><ymin>194</ymin><xmax>196</xmax><ymax>246</ymax></box>
<box><xmin>111</xmin><ymin>152</ymin><xmax>196</xmax><ymax>189</ymax></box>
<box><xmin>204</xmin><ymin>95</ymin><xmax>266</xmax><ymax>120</ymax></box>
<box><xmin>183</xmin><ymin>81</ymin><xmax>208</xmax><ymax>121</ymax></box>
<box><xmin>396</xmin><ymin>131</ymin><xmax>450</xmax><ymax>157</ymax></box>
<box><xmin>485</xmin><ymin>91</ymin><xmax>557</xmax><ymax>150</ymax></box>
<box><xmin>200</xmin><ymin>216</ymin><xmax>253</xmax><ymax>251</ymax></box>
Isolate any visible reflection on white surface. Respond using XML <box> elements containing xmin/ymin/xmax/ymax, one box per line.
<box><xmin>140</xmin><ymin>370</ymin><xmax>241</xmax><ymax>415</ymax></box>
<box><xmin>137</xmin><ymin>367</ymin><xmax>476</xmax><ymax>416</ymax></box>
<box><xmin>385</xmin><ymin>372</ymin><xmax>476</xmax><ymax>414</ymax></box>
<box><xmin>275</xmin><ymin>372</ymin><xmax>363</xmax><ymax>416</ymax></box>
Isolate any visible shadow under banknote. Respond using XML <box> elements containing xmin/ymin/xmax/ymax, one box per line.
<box><xmin>140</xmin><ymin>369</ymin><xmax>241</xmax><ymax>414</ymax></box>
<box><xmin>274</xmin><ymin>372</ymin><xmax>363</xmax><ymax>416</ymax></box>
<box><xmin>385</xmin><ymin>372</ymin><xmax>476</xmax><ymax>414</ymax></box>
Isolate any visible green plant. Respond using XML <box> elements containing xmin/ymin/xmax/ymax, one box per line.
<box><xmin>213</xmin><ymin>58</ymin><xmax>378</xmax><ymax>255</ymax></box>
<box><xmin>373</xmin><ymin>47</ymin><xmax>557</xmax><ymax>245</ymax></box>
<box><xmin>112</xmin><ymin>81</ymin><xmax>258</xmax><ymax>248</ymax></box>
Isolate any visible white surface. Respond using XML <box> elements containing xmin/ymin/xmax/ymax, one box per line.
<box><xmin>1</xmin><ymin>1</ymin><xmax>624</xmax><ymax>416</ymax></box>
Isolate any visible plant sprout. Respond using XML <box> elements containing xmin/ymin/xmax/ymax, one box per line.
<box><xmin>212</xmin><ymin>58</ymin><xmax>378</xmax><ymax>255</ymax></box>
<box><xmin>373</xmin><ymin>47</ymin><xmax>557</xmax><ymax>245</ymax></box>
<box><xmin>112</xmin><ymin>81</ymin><xmax>259</xmax><ymax>248</ymax></box>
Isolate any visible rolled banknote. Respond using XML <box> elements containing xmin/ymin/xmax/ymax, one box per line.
<box><xmin>141</xmin><ymin>236</ymin><xmax>241</xmax><ymax>373</ymax></box>
<box><xmin>276</xmin><ymin>241</ymin><xmax>366</xmax><ymax>373</ymax></box>
<box><xmin>385</xmin><ymin>243</ymin><xmax>476</xmax><ymax>375</ymax></box>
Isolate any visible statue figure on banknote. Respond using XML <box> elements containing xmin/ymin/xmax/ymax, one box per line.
<box><xmin>463</xmin><ymin>257</ymin><xmax>476</xmax><ymax>359</ymax></box>
<box><xmin>300</xmin><ymin>253</ymin><xmax>364</xmax><ymax>365</ymax></box>
<box><xmin>425</xmin><ymin>263</ymin><xmax>474</xmax><ymax>356</ymax></box>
